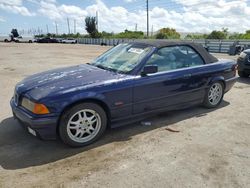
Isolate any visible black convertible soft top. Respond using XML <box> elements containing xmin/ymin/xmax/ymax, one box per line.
<box><xmin>131</xmin><ymin>40</ymin><xmax>218</xmax><ymax>64</ymax></box>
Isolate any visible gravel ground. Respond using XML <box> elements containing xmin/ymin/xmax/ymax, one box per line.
<box><xmin>0</xmin><ymin>43</ymin><xmax>249</xmax><ymax>188</ymax></box>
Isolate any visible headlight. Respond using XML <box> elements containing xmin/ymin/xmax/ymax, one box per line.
<box><xmin>21</xmin><ymin>98</ymin><xmax>50</xmax><ymax>114</ymax></box>
<box><xmin>248</xmin><ymin>55</ymin><xmax>250</xmax><ymax>63</ymax></box>
<box><xmin>239</xmin><ymin>52</ymin><xmax>247</xmax><ymax>59</ymax></box>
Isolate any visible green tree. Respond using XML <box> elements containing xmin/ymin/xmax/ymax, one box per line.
<box><xmin>222</xmin><ymin>27</ymin><xmax>229</xmax><ymax>36</ymax></box>
<box><xmin>10</xmin><ymin>29</ymin><xmax>19</xmax><ymax>41</ymax></box>
<box><xmin>100</xmin><ymin>31</ymin><xmax>114</xmax><ymax>38</ymax></box>
<box><xmin>114</xmin><ymin>30</ymin><xmax>144</xmax><ymax>39</ymax></box>
<box><xmin>155</xmin><ymin>32</ymin><xmax>165</xmax><ymax>39</ymax></box>
<box><xmin>185</xmin><ymin>33</ymin><xmax>208</xmax><ymax>39</ymax></box>
<box><xmin>207</xmin><ymin>30</ymin><xmax>227</xmax><ymax>39</ymax></box>
<box><xmin>11</xmin><ymin>29</ymin><xmax>19</xmax><ymax>37</ymax></box>
<box><xmin>155</xmin><ymin>28</ymin><xmax>180</xmax><ymax>39</ymax></box>
<box><xmin>85</xmin><ymin>16</ymin><xmax>98</xmax><ymax>38</ymax></box>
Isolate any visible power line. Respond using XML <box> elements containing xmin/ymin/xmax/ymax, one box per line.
<box><xmin>126</xmin><ymin>0</ymin><xmax>242</xmax><ymax>14</ymax></box>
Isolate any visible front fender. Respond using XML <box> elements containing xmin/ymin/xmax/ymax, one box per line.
<box><xmin>43</xmin><ymin>91</ymin><xmax>109</xmax><ymax>114</ymax></box>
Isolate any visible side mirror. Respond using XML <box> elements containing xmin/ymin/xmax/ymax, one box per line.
<box><xmin>141</xmin><ymin>65</ymin><xmax>158</xmax><ymax>76</ymax></box>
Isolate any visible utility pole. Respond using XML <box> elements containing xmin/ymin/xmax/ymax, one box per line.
<box><xmin>74</xmin><ymin>19</ymin><xmax>76</xmax><ymax>34</ymax></box>
<box><xmin>146</xmin><ymin>0</ymin><xmax>149</xmax><ymax>37</ymax></box>
<box><xmin>55</xmin><ymin>21</ymin><xmax>58</xmax><ymax>35</ymax></box>
<box><xmin>135</xmin><ymin>23</ymin><xmax>137</xmax><ymax>32</ymax></box>
<box><xmin>96</xmin><ymin>11</ymin><xmax>98</xmax><ymax>31</ymax></box>
<box><xmin>46</xmin><ymin>24</ymin><xmax>49</xmax><ymax>34</ymax></box>
<box><xmin>67</xmin><ymin>17</ymin><xmax>70</xmax><ymax>34</ymax></box>
<box><xmin>151</xmin><ymin>24</ymin><xmax>153</xmax><ymax>37</ymax></box>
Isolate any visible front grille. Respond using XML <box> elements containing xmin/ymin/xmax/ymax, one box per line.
<box><xmin>246</xmin><ymin>56</ymin><xmax>250</xmax><ymax>65</ymax></box>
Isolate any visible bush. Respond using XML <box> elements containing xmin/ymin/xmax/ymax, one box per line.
<box><xmin>207</xmin><ymin>30</ymin><xmax>227</xmax><ymax>39</ymax></box>
<box><xmin>154</xmin><ymin>28</ymin><xmax>180</xmax><ymax>39</ymax></box>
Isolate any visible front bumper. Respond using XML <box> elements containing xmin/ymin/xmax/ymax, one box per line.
<box><xmin>237</xmin><ymin>58</ymin><xmax>250</xmax><ymax>73</ymax></box>
<box><xmin>225</xmin><ymin>76</ymin><xmax>238</xmax><ymax>93</ymax></box>
<box><xmin>10</xmin><ymin>98</ymin><xmax>58</xmax><ymax>140</ymax></box>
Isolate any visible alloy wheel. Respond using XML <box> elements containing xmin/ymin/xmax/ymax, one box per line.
<box><xmin>66</xmin><ymin>109</ymin><xmax>101</xmax><ymax>143</ymax></box>
<box><xmin>208</xmin><ymin>83</ymin><xmax>223</xmax><ymax>106</ymax></box>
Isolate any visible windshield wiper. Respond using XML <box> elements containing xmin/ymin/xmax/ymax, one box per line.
<box><xmin>95</xmin><ymin>64</ymin><xmax>118</xmax><ymax>73</ymax></box>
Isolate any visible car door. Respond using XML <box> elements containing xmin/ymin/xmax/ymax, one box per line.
<box><xmin>132</xmin><ymin>45</ymin><xmax>207</xmax><ymax>114</ymax></box>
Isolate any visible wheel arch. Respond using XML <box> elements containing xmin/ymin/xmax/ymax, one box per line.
<box><xmin>208</xmin><ymin>76</ymin><xmax>226</xmax><ymax>89</ymax></box>
<box><xmin>203</xmin><ymin>77</ymin><xmax>225</xmax><ymax>108</ymax></box>
<box><xmin>56</xmin><ymin>98</ymin><xmax>111</xmax><ymax>136</ymax></box>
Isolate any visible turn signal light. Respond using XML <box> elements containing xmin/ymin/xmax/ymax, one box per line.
<box><xmin>33</xmin><ymin>103</ymin><xmax>50</xmax><ymax>114</ymax></box>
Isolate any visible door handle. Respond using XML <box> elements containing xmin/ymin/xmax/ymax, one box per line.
<box><xmin>183</xmin><ymin>74</ymin><xmax>192</xmax><ymax>78</ymax></box>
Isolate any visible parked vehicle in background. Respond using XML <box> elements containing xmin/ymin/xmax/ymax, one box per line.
<box><xmin>37</xmin><ymin>37</ymin><xmax>59</xmax><ymax>43</ymax></box>
<box><xmin>237</xmin><ymin>49</ymin><xmax>250</xmax><ymax>77</ymax></box>
<box><xmin>3</xmin><ymin>36</ymin><xmax>11</xmax><ymax>42</ymax></box>
<box><xmin>13</xmin><ymin>36</ymin><xmax>33</xmax><ymax>43</ymax></box>
<box><xmin>56</xmin><ymin>38</ymin><xmax>63</xmax><ymax>43</ymax></box>
<box><xmin>2</xmin><ymin>35</ymin><xmax>33</xmax><ymax>43</ymax></box>
<box><xmin>61</xmin><ymin>38</ymin><xmax>77</xmax><ymax>44</ymax></box>
<box><xmin>11</xmin><ymin>41</ymin><xmax>237</xmax><ymax>147</ymax></box>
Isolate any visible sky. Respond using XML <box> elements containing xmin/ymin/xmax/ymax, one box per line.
<box><xmin>0</xmin><ymin>0</ymin><xmax>250</xmax><ymax>36</ymax></box>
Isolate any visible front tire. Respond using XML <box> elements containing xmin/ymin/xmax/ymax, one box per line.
<box><xmin>203</xmin><ymin>82</ymin><xmax>224</xmax><ymax>108</ymax></box>
<box><xmin>59</xmin><ymin>103</ymin><xmax>107</xmax><ymax>147</ymax></box>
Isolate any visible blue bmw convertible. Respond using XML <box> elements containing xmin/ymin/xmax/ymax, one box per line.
<box><xmin>11</xmin><ymin>41</ymin><xmax>237</xmax><ymax>147</ymax></box>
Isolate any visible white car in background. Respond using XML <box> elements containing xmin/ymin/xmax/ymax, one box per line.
<box><xmin>13</xmin><ymin>36</ymin><xmax>34</xmax><ymax>43</ymax></box>
<box><xmin>2</xmin><ymin>36</ymin><xmax>34</xmax><ymax>43</ymax></box>
<box><xmin>1</xmin><ymin>36</ymin><xmax>11</xmax><ymax>42</ymax></box>
<box><xmin>61</xmin><ymin>38</ymin><xmax>77</xmax><ymax>44</ymax></box>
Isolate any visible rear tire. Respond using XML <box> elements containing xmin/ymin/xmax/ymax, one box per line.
<box><xmin>203</xmin><ymin>82</ymin><xmax>224</xmax><ymax>108</ymax></box>
<box><xmin>59</xmin><ymin>103</ymin><xmax>107</xmax><ymax>147</ymax></box>
<box><xmin>238</xmin><ymin>71</ymin><xmax>249</xmax><ymax>78</ymax></box>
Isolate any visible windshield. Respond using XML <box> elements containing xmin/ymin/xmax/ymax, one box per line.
<box><xmin>90</xmin><ymin>43</ymin><xmax>152</xmax><ymax>74</ymax></box>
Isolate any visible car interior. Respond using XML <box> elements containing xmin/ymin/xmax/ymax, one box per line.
<box><xmin>146</xmin><ymin>46</ymin><xmax>204</xmax><ymax>72</ymax></box>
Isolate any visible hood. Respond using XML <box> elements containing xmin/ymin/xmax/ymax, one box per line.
<box><xmin>15</xmin><ymin>64</ymin><xmax>129</xmax><ymax>101</ymax></box>
<box><xmin>243</xmin><ymin>49</ymin><xmax>250</xmax><ymax>54</ymax></box>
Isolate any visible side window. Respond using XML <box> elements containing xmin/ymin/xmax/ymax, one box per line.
<box><xmin>146</xmin><ymin>45</ymin><xmax>204</xmax><ymax>73</ymax></box>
